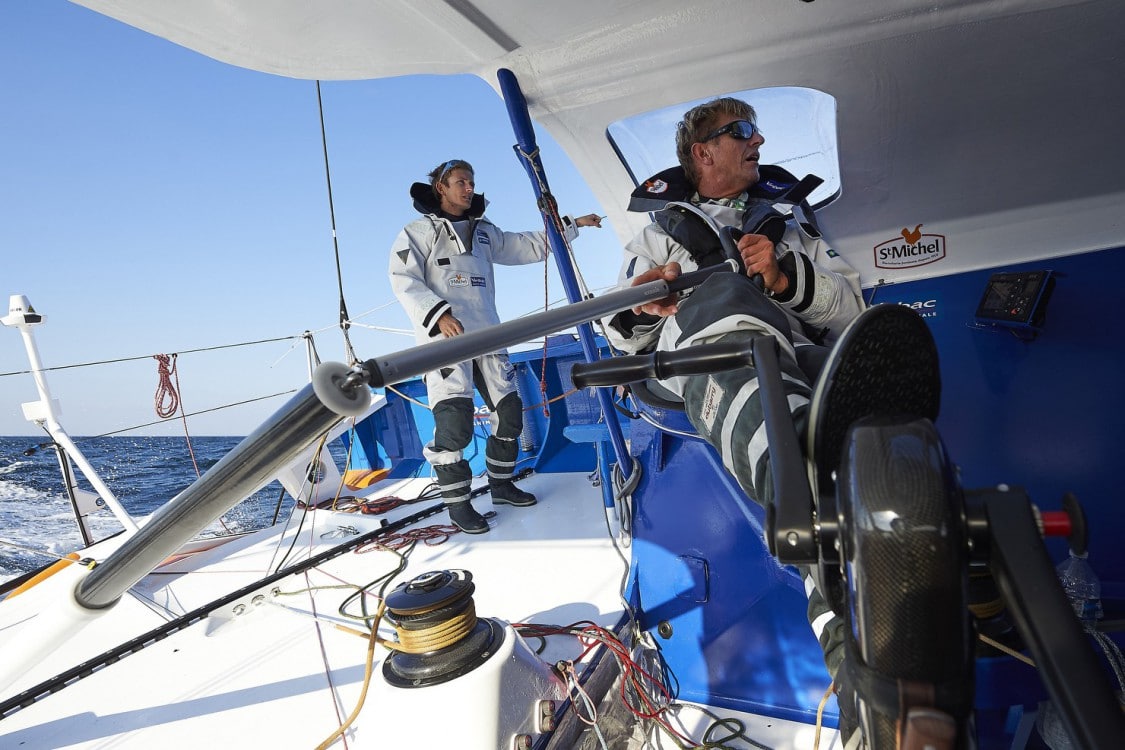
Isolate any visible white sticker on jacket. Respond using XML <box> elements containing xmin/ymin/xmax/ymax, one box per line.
<box><xmin>700</xmin><ymin>376</ymin><xmax>723</xmax><ymax>431</ymax></box>
<box><xmin>449</xmin><ymin>273</ymin><xmax>469</xmax><ymax>288</ymax></box>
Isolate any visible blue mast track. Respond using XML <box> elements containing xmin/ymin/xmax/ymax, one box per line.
<box><xmin>496</xmin><ymin>68</ymin><xmax>632</xmax><ymax>482</ymax></box>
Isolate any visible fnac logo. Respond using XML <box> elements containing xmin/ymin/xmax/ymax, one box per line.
<box><xmin>874</xmin><ymin>224</ymin><xmax>946</xmax><ymax>269</ymax></box>
<box><xmin>899</xmin><ymin>299</ymin><xmax>938</xmax><ymax>318</ymax></box>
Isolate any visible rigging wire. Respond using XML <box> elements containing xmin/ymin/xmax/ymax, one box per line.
<box><xmin>315</xmin><ymin>80</ymin><xmax>359</xmax><ymax>366</ymax></box>
<box><xmin>304</xmin><ymin>567</ymin><xmax>351</xmax><ymax>750</ymax></box>
<box><xmin>0</xmin><ymin>539</ymin><xmax>82</xmax><ymax>564</ymax></box>
<box><xmin>92</xmin><ymin>390</ymin><xmax>297</xmax><ymax>438</ymax></box>
<box><xmin>0</xmin><ymin>334</ymin><xmax>301</xmax><ymax>379</ymax></box>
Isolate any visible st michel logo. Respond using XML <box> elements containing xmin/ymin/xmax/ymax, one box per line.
<box><xmin>873</xmin><ymin>224</ymin><xmax>946</xmax><ymax>269</ymax></box>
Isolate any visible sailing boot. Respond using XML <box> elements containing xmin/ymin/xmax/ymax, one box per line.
<box><xmin>434</xmin><ymin>458</ymin><xmax>490</xmax><ymax>534</ymax></box>
<box><xmin>446</xmin><ymin>500</ymin><xmax>489</xmax><ymax>534</ymax></box>
<box><xmin>488</xmin><ymin>478</ymin><xmax>537</xmax><ymax>507</ymax></box>
<box><xmin>484</xmin><ymin>399</ymin><xmax>536</xmax><ymax>506</ymax></box>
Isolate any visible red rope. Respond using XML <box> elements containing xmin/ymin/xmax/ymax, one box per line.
<box><xmin>153</xmin><ymin>353</ymin><xmax>202</xmax><ymax>479</ymax></box>
<box><xmin>354</xmin><ymin>524</ymin><xmax>463</xmax><ymax>552</ymax></box>
<box><xmin>153</xmin><ymin>354</ymin><xmax>180</xmax><ymax>418</ymax></box>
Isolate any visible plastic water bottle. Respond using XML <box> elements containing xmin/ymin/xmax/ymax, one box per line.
<box><xmin>1056</xmin><ymin>550</ymin><xmax>1103</xmax><ymax>625</ymax></box>
<box><xmin>1035</xmin><ymin>550</ymin><xmax>1104</xmax><ymax>748</ymax></box>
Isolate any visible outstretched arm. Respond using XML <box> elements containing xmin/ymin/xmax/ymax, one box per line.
<box><xmin>573</xmin><ymin>213</ymin><xmax>603</xmax><ymax>228</ymax></box>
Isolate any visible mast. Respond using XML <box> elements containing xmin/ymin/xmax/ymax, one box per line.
<box><xmin>495</xmin><ymin>69</ymin><xmax>633</xmax><ymax>482</ymax></box>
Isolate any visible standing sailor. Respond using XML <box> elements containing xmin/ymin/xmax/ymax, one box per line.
<box><xmin>389</xmin><ymin>159</ymin><xmax>601</xmax><ymax>534</ymax></box>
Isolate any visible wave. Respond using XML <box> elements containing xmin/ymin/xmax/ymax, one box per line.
<box><xmin>0</xmin><ymin>478</ymin><xmax>60</xmax><ymax>505</ymax></box>
<box><xmin>0</xmin><ymin>435</ymin><xmax>324</xmax><ymax>585</ymax></box>
<box><xmin>0</xmin><ymin>460</ymin><xmax>32</xmax><ymax>477</ymax></box>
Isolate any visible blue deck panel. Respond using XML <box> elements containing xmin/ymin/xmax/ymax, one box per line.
<box><xmin>869</xmin><ymin>245</ymin><xmax>1125</xmax><ymax>607</ymax></box>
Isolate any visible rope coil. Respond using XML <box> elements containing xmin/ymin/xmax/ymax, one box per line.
<box><xmin>153</xmin><ymin>353</ymin><xmax>180</xmax><ymax>418</ymax></box>
<box><xmin>389</xmin><ymin>601</ymin><xmax>478</xmax><ymax>653</ymax></box>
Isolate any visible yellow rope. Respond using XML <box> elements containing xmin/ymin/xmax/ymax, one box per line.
<box><xmin>388</xmin><ymin>604</ymin><xmax>477</xmax><ymax>653</ymax></box>
<box><xmin>978</xmin><ymin>633</ymin><xmax>1036</xmax><ymax>667</ymax></box>
<box><xmin>969</xmin><ymin>597</ymin><xmax>1005</xmax><ymax>620</ymax></box>
<box><xmin>4</xmin><ymin>552</ymin><xmax>81</xmax><ymax>598</ymax></box>
<box><xmin>813</xmin><ymin>678</ymin><xmax>836</xmax><ymax>750</ymax></box>
<box><xmin>315</xmin><ymin>601</ymin><xmax>387</xmax><ymax>750</ymax></box>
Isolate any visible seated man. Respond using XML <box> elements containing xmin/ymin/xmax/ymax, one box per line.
<box><xmin>600</xmin><ymin>97</ymin><xmax>953</xmax><ymax>749</ymax></box>
<box><xmin>606</xmin><ymin>96</ymin><xmax>862</xmax><ymax>686</ymax></box>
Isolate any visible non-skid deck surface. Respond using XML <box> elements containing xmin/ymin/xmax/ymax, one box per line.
<box><xmin>0</xmin><ymin>471</ymin><xmax>629</xmax><ymax>748</ymax></box>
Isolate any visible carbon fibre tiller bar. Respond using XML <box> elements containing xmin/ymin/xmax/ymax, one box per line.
<box><xmin>359</xmin><ymin>263</ymin><xmax>735</xmax><ymax>389</ymax></box>
<box><xmin>76</xmin><ymin>262</ymin><xmax>735</xmax><ymax>611</ymax></box>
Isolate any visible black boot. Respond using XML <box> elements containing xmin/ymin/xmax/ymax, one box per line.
<box><xmin>489</xmin><ymin>479</ymin><xmax>537</xmax><ymax>507</ymax></box>
<box><xmin>446</xmin><ymin>501</ymin><xmax>489</xmax><ymax>534</ymax></box>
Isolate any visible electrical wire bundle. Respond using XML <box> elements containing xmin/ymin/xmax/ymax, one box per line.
<box><xmin>511</xmin><ymin>620</ymin><xmax>773</xmax><ymax>749</ymax></box>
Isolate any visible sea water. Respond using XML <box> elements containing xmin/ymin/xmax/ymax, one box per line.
<box><xmin>0</xmin><ymin>435</ymin><xmax>345</xmax><ymax>584</ymax></box>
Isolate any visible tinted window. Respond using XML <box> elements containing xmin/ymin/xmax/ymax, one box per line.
<box><xmin>607</xmin><ymin>87</ymin><xmax>840</xmax><ymax>209</ymax></box>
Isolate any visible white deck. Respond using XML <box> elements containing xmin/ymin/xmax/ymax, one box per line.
<box><xmin>0</xmin><ymin>471</ymin><xmax>634</xmax><ymax>749</ymax></box>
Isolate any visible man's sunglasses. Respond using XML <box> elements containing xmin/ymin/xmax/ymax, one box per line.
<box><xmin>700</xmin><ymin>119</ymin><xmax>761</xmax><ymax>142</ymax></box>
<box><xmin>438</xmin><ymin>159</ymin><xmax>464</xmax><ymax>182</ymax></box>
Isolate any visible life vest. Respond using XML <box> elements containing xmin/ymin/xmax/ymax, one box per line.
<box><xmin>629</xmin><ymin>164</ymin><xmax>824</xmax><ymax>270</ymax></box>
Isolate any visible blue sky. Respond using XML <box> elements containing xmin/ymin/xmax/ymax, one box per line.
<box><xmin>1</xmin><ymin>1</ymin><xmax>624</xmax><ymax>437</ymax></box>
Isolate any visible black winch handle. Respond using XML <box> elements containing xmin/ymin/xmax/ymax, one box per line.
<box><xmin>571</xmin><ymin>339</ymin><xmax>753</xmax><ymax>389</ymax></box>
<box><xmin>720</xmin><ymin>225</ymin><xmax>765</xmax><ymax>291</ymax></box>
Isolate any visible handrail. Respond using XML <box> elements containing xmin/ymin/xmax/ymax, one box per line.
<box><xmin>2</xmin><ymin>296</ymin><xmax>138</xmax><ymax>537</ymax></box>
<box><xmin>73</xmin><ymin>378</ymin><xmax>364</xmax><ymax>610</ymax></box>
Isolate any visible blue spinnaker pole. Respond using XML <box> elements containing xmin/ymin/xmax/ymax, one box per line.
<box><xmin>496</xmin><ymin>68</ymin><xmax>632</xmax><ymax>482</ymax></box>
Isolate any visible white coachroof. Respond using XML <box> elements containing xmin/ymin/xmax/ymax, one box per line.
<box><xmin>76</xmin><ymin>0</ymin><xmax>1125</xmax><ymax>283</ymax></box>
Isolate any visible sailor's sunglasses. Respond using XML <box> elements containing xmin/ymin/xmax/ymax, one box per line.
<box><xmin>700</xmin><ymin>119</ymin><xmax>761</xmax><ymax>142</ymax></box>
<box><xmin>438</xmin><ymin>159</ymin><xmax>462</xmax><ymax>182</ymax></box>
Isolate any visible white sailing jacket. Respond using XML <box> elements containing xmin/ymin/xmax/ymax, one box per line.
<box><xmin>606</xmin><ymin>166</ymin><xmax>863</xmax><ymax>355</ymax></box>
<box><xmin>389</xmin><ymin>185</ymin><xmax>578</xmax><ymax>344</ymax></box>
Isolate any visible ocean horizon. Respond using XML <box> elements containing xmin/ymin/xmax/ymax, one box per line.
<box><xmin>0</xmin><ymin>434</ymin><xmax>348</xmax><ymax>585</ymax></box>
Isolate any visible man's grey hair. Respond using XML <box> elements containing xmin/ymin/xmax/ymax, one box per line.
<box><xmin>675</xmin><ymin>97</ymin><xmax>756</xmax><ymax>185</ymax></box>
